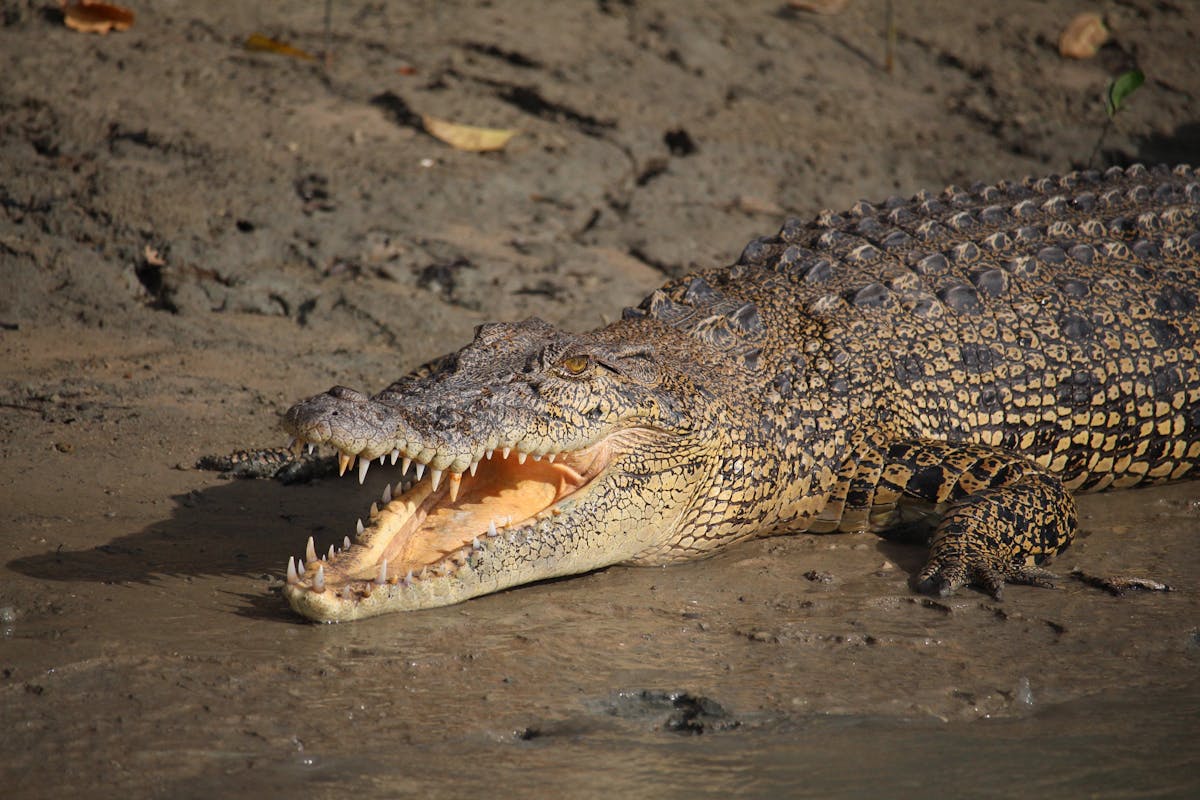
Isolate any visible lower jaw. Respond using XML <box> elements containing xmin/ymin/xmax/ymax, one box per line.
<box><xmin>283</xmin><ymin>562</ymin><xmax>493</xmax><ymax>622</ymax></box>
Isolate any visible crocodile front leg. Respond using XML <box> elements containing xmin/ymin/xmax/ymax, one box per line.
<box><xmin>848</xmin><ymin>440</ymin><xmax>1077</xmax><ymax>598</ymax></box>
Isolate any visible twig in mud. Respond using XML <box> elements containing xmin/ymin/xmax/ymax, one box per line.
<box><xmin>1071</xmin><ymin>568</ymin><xmax>1172</xmax><ymax>597</ymax></box>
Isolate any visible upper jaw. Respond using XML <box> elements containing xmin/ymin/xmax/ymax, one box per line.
<box><xmin>283</xmin><ymin>384</ymin><xmax>565</xmax><ymax>481</ymax></box>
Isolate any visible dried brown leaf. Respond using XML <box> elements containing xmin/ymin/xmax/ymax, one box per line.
<box><xmin>63</xmin><ymin>1</ymin><xmax>134</xmax><ymax>34</ymax></box>
<box><xmin>421</xmin><ymin>115</ymin><xmax>517</xmax><ymax>153</ymax></box>
<box><xmin>142</xmin><ymin>245</ymin><xmax>166</xmax><ymax>267</ymax></box>
<box><xmin>244</xmin><ymin>33</ymin><xmax>316</xmax><ymax>62</ymax></box>
<box><xmin>1058</xmin><ymin>12</ymin><xmax>1108</xmax><ymax>59</ymax></box>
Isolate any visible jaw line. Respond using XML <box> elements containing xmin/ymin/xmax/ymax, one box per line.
<box><xmin>282</xmin><ymin>438</ymin><xmax>622</xmax><ymax>621</ymax></box>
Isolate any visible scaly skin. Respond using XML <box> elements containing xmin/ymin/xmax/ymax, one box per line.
<box><xmin>280</xmin><ymin>163</ymin><xmax>1200</xmax><ymax>622</ymax></box>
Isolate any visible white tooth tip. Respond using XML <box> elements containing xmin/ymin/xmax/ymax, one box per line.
<box><xmin>415</xmin><ymin>462</ymin><xmax>426</xmax><ymax>481</ymax></box>
<box><xmin>517</xmin><ymin>451</ymin><xmax>527</xmax><ymax>464</ymax></box>
<box><xmin>430</xmin><ymin>469</ymin><xmax>443</xmax><ymax>491</ymax></box>
<box><xmin>486</xmin><ymin>449</ymin><xmax>494</xmax><ymax>460</ymax></box>
<box><xmin>472</xmin><ymin>537</ymin><xmax>481</xmax><ymax>549</ymax></box>
<box><xmin>327</xmin><ymin>544</ymin><xmax>335</xmax><ymax>560</ymax></box>
<box><xmin>286</xmin><ymin>556</ymin><xmax>298</xmax><ymax>584</ymax></box>
<box><xmin>502</xmin><ymin>447</ymin><xmax>511</xmax><ymax>459</ymax></box>
<box><xmin>382</xmin><ymin>483</ymin><xmax>393</xmax><ymax>504</ymax></box>
<box><xmin>375</xmin><ymin>559</ymin><xmax>388</xmax><ymax>585</ymax></box>
<box><xmin>306</xmin><ymin>536</ymin><xmax>317</xmax><ymax>563</ymax></box>
<box><xmin>488</xmin><ymin>519</ymin><xmax>498</xmax><ymax>537</ymax></box>
<box><xmin>356</xmin><ymin>518</ymin><xmax>365</xmax><ymax>535</ymax></box>
<box><xmin>532</xmin><ymin>453</ymin><xmax>542</xmax><ymax>462</ymax></box>
<box><xmin>358</xmin><ymin>457</ymin><xmax>371</xmax><ymax>484</ymax></box>
<box><xmin>402</xmin><ymin>457</ymin><xmax>413</xmax><ymax>474</ymax></box>
<box><xmin>378</xmin><ymin>455</ymin><xmax>385</xmax><ymax>465</ymax></box>
<box><xmin>404</xmin><ymin>570</ymin><xmax>414</xmax><ymax>586</ymax></box>
<box><xmin>547</xmin><ymin>452</ymin><xmax>556</xmax><ymax>462</ymax></box>
<box><xmin>468</xmin><ymin>460</ymin><xmax>479</xmax><ymax>476</ymax></box>
<box><xmin>390</xmin><ymin>448</ymin><xmax>400</xmax><ymax>465</ymax></box>
<box><xmin>370</xmin><ymin>502</ymin><xmax>379</xmax><ymax>517</ymax></box>
<box><xmin>313</xmin><ymin>565</ymin><xmax>325</xmax><ymax>591</ymax></box>
<box><xmin>307</xmin><ymin>443</ymin><xmax>315</xmax><ymax>456</ymax></box>
<box><xmin>343</xmin><ymin>536</ymin><xmax>351</xmax><ymax>550</ymax></box>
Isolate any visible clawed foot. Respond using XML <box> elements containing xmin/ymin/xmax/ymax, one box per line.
<box><xmin>914</xmin><ymin>554</ymin><xmax>1057</xmax><ymax>600</ymax></box>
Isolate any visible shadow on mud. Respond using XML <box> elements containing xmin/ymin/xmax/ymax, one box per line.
<box><xmin>6</xmin><ymin>469</ymin><xmax>360</xmax><ymax>589</ymax></box>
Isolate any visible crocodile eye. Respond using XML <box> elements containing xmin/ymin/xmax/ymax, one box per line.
<box><xmin>559</xmin><ymin>355</ymin><xmax>591</xmax><ymax>375</ymax></box>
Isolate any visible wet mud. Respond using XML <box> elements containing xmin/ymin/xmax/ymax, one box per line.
<box><xmin>2</xmin><ymin>1</ymin><xmax>1199</xmax><ymax>796</ymax></box>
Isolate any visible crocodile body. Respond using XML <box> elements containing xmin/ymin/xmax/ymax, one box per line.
<box><xmin>280</xmin><ymin>163</ymin><xmax>1200</xmax><ymax>622</ymax></box>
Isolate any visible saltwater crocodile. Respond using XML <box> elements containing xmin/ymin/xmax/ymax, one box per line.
<box><xmin>280</xmin><ymin>163</ymin><xmax>1200</xmax><ymax>622</ymax></box>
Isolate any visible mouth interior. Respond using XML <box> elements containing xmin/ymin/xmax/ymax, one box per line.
<box><xmin>307</xmin><ymin>444</ymin><xmax>610</xmax><ymax>590</ymax></box>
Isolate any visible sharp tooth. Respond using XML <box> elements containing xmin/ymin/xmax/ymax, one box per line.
<box><xmin>358</xmin><ymin>457</ymin><xmax>371</xmax><ymax>484</ymax></box>
<box><xmin>517</xmin><ymin>451</ymin><xmax>527</xmax><ymax>464</ymax></box>
<box><xmin>415</xmin><ymin>462</ymin><xmax>426</xmax><ymax>481</ymax></box>
<box><xmin>378</xmin><ymin>454</ymin><xmax>385</xmax><ymax>465</ymax></box>
<box><xmin>402</xmin><ymin>456</ymin><xmax>412</xmax><ymax>474</ymax></box>
<box><xmin>487</xmin><ymin>519</ymin><xmax>499</xmax><ymax>537</ymax></box>
<box><xmin>448</xmin><ymin>472</ymin><xmax>461</xmax><ymax>502</ymax></box>
<box><xmin>547</xmin><ymin>452</ymin><xmax>556</xmax><ymax>462</ymax></box>
<box><xmin>486</xmin><ymin>449</ymin><xmax>494</xmax><ymax>460</ymax></box>
<box><xmin>468</xmin><ymin>460</ymin><xmax>479</xmax><ymax>477</ymax></box>
<box><xmin>430</xmin><ymin>469</ymin><xmax>443</xmax><ymax>491</ymax></box>
<box><xmin>343</xmin><ymin>535</ymin><xmax>351</xmax><ymax>550</ymax></box>
<box><xmin>327</xmin><ymin>544</ymin><xmax>335</xmax><ymax>560</ymax></box>
<box><xmin>306</xmin><ymin>536</ymin><xmax>317</xmax><ymax>563</ymax></box>
<box><xmin>390</xmin><ymin>448</ymin><xmax>400</xmax><ymax>465</ymax></box>
<box><xmin>299</xmin><ymin>557</ymin><xmax>306</xmax><ymax>572</ymax></box>
<box><xmin>369</xmin><ymin>502</ymin><xmax>379</xmax><ymax>518</ymax></box>
<box><xmin>375</xmin><ymin>559</ymin><xmax>388</xmax><ymax>585</ymax></box>
<box><xmin>313</xmin><ymin>565</ymin><xmax>325</xmax><ymax>592</ymax></box>
<box><xmin>382</xmin><ymin>483</ymin><xmax>392</xmax><ymax>504</ymax></box>
<box><xmin>307</xmin><ymin>443</ymin><xmax>315</xmax><ymax>456</ymax></box>
<box><xmin>337</xmin><ymin>452</ymin><xmax>352</xmax><ymax>476</ymax></box>
<box><xmin>472</xmin><ymin>537</ymin><xmax>481</xmax><ymax>550</ymax></box>
<box><xmin>532</xmin><ymin>453</ymin><xmax>542</xmax><ymax>462</ymax></box>
<box><xmin>502</xmin><ymin>447</ymin><xmax>511</xmax><ymax>459</ymax></box>
<box><xmin>286</xmin><ymin>556</ymin><xmax>299</xmax><ymax>584</ymax></box>
<box><xmin>404</xmin><ymin>570</ymin><xmax>414</xmax><ymax>586</ymax></box>
<box><xmin>356</xmin><ymin>518</ymin><xmax>365</xmax><ymax>535</ymax></box>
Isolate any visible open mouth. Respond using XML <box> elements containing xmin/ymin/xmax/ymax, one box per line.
<box><xmin>282</xmin><ymin>441</ymin><xmax>613</xmax><ymax>600</ymax></box>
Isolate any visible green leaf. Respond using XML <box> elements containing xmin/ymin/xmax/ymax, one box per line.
<box><xmin>1106</xmin><ymin>69</ymin><xmax>1145</xmax><ymax>118</ymax></box>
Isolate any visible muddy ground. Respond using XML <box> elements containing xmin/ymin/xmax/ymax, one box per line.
<box><xmin>1</xmin><ymin>1</ymin><xmax>1199</xmax><ymax>797</ymax></box>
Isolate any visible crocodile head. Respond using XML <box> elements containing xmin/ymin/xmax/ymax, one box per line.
<box><xmin>280</xmin><ymin>317</ymin><xmax>737</xmax><ymax>622</ymax></box>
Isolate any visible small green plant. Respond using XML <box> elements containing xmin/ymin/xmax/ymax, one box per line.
<box><xmin>1106</xmin><ymin>69</ymin><xmax>1145</xmax><ymax>117</ymax></box>
<box><xmin>1089</xmin><ymin>69</ymin><xmax>1145</xmax><ymax>168</ymax></box>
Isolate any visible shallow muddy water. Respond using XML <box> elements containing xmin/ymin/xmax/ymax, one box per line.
<box><xmin>4</xmin><ymin>473</ymin><xmax>1198</xmax><ymax>797</ymax></box>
